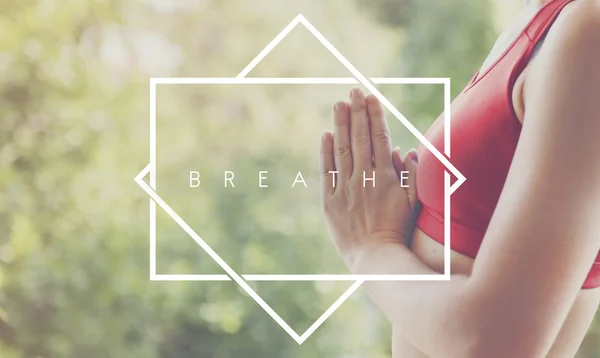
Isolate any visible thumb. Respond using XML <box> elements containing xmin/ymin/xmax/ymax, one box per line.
<box><xmin>402</xmin><ymin>149</ymin><xmax>419</xmax><ymax>210</ymax></box>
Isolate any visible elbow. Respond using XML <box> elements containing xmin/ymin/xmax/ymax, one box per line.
<box><xmin>436</xmin><ymin>332</ymin><xmax>492</xmax><ymax>358</ymax></box>
<box><xmin>456</xmin><ymin>305</ymin><xmax>549</xmax><ymax>357</ymax></box>
<box><xmin>460</xmin><ymin>339</ymin><xmax>542</xmax><ymax>358</ymax></box>
<box><xmin>428</xmin><ymin>286</ymin><xmax>543</xmax><ymax>358</ymax></box>
<box><xmin>434</xmin><ymin>331</ymin><xmax>538</xmax><ymax>358</ymax></box>
<box><xmin>441</xmin><ymin>313</ymin><xmax>545</xmax><ymax>358</ymax></box>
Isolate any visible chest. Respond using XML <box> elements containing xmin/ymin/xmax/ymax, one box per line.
<box><xmin>416</xmin><ymin>29</ymin><xmax>536</xmax><ymax>227</ymax></box>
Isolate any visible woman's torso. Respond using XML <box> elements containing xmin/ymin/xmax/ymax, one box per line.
<box><xmin>393</xmin><ymin>1</ymin><xmax>600</xmax><ymax>357</ymax></box>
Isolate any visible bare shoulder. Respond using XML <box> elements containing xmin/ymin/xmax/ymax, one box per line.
<box><xmin>524</xmin><ymin>0</ymin><xmax>600</xmax><ymax>122</ymax></box>
<box><xmin>546</xmin><ymin>0</ymin><xmax>600</xmax><ymax>55</ymax></box>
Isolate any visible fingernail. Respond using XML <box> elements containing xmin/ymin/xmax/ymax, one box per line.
<box><xmin>350</xmin><ymin>88</ymin><xmax>363</xmax><ymax>98</ymax></box>
<box><xmin>409</xmin><ymin>151</ymin><xmax>419</xmax><ymax>163</ymax></box>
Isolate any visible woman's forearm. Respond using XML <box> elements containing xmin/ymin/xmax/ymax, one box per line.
<box><xmin>352</xmin><ymin>239</ymin><xmax>482</xmax><ymax>358</ymax></box>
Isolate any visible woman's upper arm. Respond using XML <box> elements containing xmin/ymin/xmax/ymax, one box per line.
<box><xmin>463</xmin><ymin>5</ymin><xmax>600</xmax><ymax>356</ymax></box>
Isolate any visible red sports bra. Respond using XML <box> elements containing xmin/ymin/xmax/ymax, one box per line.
<box><xmin>415</xmin><ymin>0</ymin><xmax>600</xmax><ymax>289</ymax></box>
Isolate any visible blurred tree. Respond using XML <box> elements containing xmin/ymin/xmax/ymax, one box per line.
<box><xmin>0</xmin><ymin>1</ymin><xmax>403</xmax><ymax>357</ymax></box>
<box><xmin>360</xmin><ymin>0</ymin><xmax>497</xmax><ymax>119</ymax></box>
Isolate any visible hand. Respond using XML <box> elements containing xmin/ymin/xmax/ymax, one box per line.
<box><xmin>320</xmin><ymin>88</ymin><xmax>420</xmax><ymax>271</ymax></box>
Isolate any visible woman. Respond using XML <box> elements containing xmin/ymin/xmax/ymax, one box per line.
<box><xmin>319</xmin><ymin>0</ymin><xmax>600</xmax><ymax>357</ymax></box>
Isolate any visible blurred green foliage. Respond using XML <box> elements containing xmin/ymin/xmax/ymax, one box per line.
<box><xmin>0</xmin><ymin>0</ymin><xmax>597</xmax><ymax>357</ymax></box>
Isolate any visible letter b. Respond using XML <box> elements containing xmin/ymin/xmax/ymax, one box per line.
<box><xmin>190</xmin><ymin>171</ymin><xmax>200</xmax><ymax>187</ymax></box>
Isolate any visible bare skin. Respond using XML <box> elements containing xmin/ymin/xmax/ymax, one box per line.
<box><xmin>395</xmin><ymin>2</ymin><xmax>600</xmax><ymax>357</ymax></box>
<box><xmin>321</xmin><ymin>1</ymin><xmax>600</xmax><ymax>357</ymax></box>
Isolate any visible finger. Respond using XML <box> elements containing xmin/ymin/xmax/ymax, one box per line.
<box><xmin>391</xmin><ymin>146</ymin><xmax>405</xmax><ymax>177</ymax></box>
<box><xmin>333</xmin><ymin>101</ymin><xmax>352</xmax><ymax>179</ymax></box>
<box><xmin>349</xmin><ymin>88</ymin><xmax>372</xmax><ymax>174</ymax></box>
<box><xmin>403</xmin><ymin>149</ymin><xmax>419</xmax><ymax>210</ymax></box>
<box><xmin>367</xmin><ymin>95</ymin><xmax>392</xmax><ymax>169</ymax></box>
<box><xmin>399</xmin><ymin>148</ymin><xmax>422</xmax><ymax>237</ymax></box>
<box><xmin>320</xmin><ymin>131</ymin><xmax>337</xmax><ymax>195</ymax></box>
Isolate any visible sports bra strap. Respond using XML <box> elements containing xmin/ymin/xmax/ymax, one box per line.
<box><xmin>523</xmin><ymin>0</ymin><xmax>576</xmax><ymax>43</ymax></box>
